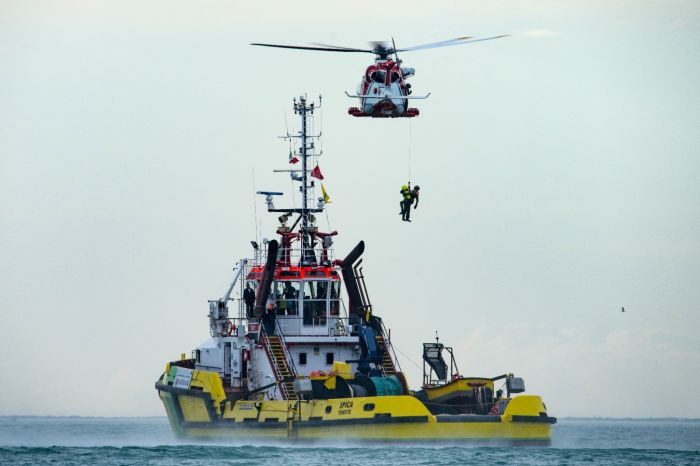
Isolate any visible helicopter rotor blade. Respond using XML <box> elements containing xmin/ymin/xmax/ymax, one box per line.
<box><xmin>309</xmin><ymin>42</ymin><xmax>374</xmax><ymax>52</ymax></box>
<box><xmin>251</xmin><ymin>43</ymin><xmax>373</xmax><ymax>53</ymax></box>
<box><xmin>396</xmin><ymin>35</ymin><xmax>508</xmax><ymax>52</ymax></box>
<box><xmin>392</xmin><ymin>37</ymin><xmax>401</xmax><ymax>64</ymax></box>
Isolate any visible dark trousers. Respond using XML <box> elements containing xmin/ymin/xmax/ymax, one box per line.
<box><xmin>263</xmin><ymin>316</ymin><xmax>274</xmax><ymax>335</ymax></box>
<box><xmin>402</xmin><ymin>200</ymin><xmax>412</xmax><ymax>220</ymax></box>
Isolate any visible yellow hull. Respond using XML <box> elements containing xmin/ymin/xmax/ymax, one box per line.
<box><xmin>156</xmin><ymin>381</ymin><xmax>555</xmax><ymax>444</ymax></box>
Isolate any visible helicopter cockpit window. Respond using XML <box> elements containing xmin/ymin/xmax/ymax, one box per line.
<box><xmin>302</xmin><ymin>280</ymin><xmax>327</xmax><ymax>326</ymax></box>
<box><xmin>390</xmin><ymin>72</ymin><xmax>401</xmax><ymax>83</ymax></box>
<box><xmin>370</xmin><ymin>71</ymin><xmax>386</xmax><ymax>84</ymax></box>
<box><xmin>275</xmin><ymin>281</ymin><xmax>299</xmax><ymax>316</ymax></box>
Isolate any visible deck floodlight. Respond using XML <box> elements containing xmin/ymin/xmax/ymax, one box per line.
<box><xmin>251</xmin><ymin>241</ymin><xmax>259</xmax><ymax>250</ymax></box>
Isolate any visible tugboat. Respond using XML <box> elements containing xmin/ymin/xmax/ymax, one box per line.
<box><xmin>155</xmin><ymin>95</ymin><xmax>556</xmax><ymax>444</ymax></box>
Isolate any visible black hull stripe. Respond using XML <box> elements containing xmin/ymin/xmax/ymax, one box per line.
<box><xmin>298</xmin><ymin>415</ymin><xmax>429</xmax><ymax>427</ymax></box>
<box><xmin>511</xmin><ymin>415</ymin><xmax>557</xmax><ymax>424</ymax></box>
<box><xmin>435</xmin><ymin>415</ymin><xmax>501</xmax><ymax>423</ymax></box>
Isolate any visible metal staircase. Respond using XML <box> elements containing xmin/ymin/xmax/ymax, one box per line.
<box><xmin>260</xmin><ymin>326</ymin><xmax>297</xmax><ymax>400</ymax></box>
<box><xmin>375</xmin><ymin>334</ymin><xmax>396</xmax><ymax>375</ymax></box>
<box><xmin>354</xmin><ymin>259</ymin><xmax>402</xmax><ymax>377</ymax></box>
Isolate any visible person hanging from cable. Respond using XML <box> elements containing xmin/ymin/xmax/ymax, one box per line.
<box><xmin>399</xmin><ymin>184</ymin><xmax>411</xmax><ymax>218</ymax></box>
<box><xmin>401</xmin><ymin>184</ymin><xmax>420</xmax><ymax>222</ymax></box>
<box><xmin>401</xmin><ymin>122</ymin><xmax>420</xmax><ymax>221</ymax></box>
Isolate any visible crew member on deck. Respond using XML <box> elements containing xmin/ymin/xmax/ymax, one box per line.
<box><xmin>243</xmin><ymin>283</ymin><xmax>256</xmax><ymax>318</ymax></box>
<box><xmin>263</xmin><ymin>303</ymin><xmax>277</xmax><ymax>335</ymax></box>
<box><xmin>283</xmin><ymin>282</ymin><xmax>297</xmax><ymax>315</ymax></box>
<box><xmin>490</xmin><ymin>389</ymin><xmax>505</xmax><ymax>415</ymax></box>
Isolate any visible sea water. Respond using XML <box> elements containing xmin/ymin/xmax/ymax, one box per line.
<box><xmin>0</xmin><ymin>417</ymin><xmax>698</xmax><ymax>465</ymax></box>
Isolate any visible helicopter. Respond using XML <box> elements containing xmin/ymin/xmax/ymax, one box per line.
<box><xmin>251</xmin><ymin>35</ymin><xmax>507</xmax><ymax>118</ymax></box>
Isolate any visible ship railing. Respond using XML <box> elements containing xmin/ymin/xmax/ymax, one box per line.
<box><xmin>274</xmin><ymin>319</ymin><xmax>299</xmax><ymax>375</ymax></box>
<box><xmin>380</xmin><ymin>319</ymin><xmax>403</xmax><ymax>374</ymax></box>
<box><xmin>250</xmin><ymin>245</ymin><xmax>336</xmax><ymax>268</ymax></box>
<box><xmin>217</xmin><ymin>316</ymin><xmax>352</xmax><ymax>339</ymax></box>
<box><xmin>258</xmin><ymin>322</ymin><xmax>297</xmax><ymax>400</ymax></box>
<box><xmin>216</xmin><ymin>317</ymin><xmax>249</xmax><ymax>337</ymax></box>
<box><xmin>275</xmin><ymin>316</ymin><xmax>355</xmax><ymax>338</ymax></box>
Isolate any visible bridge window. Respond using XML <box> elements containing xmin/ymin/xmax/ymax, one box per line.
<box><xmin>329</xmin><ymin>281</ymin><xmax>340</xmax><ymax>316</ymax></box>
<box><xmin>391</xmin><ymin>72</ymin><xmax>400</xmax><ymax>83</ymax></box>
<box><xmin>275</xmin><ymin>281</ymin><xmax>299</xmax><ymax>316</ymax></box>
<box><xmin>302</xmin><ymin>280</ymin><xmax>327</xmax><ymax>326</ymax></box>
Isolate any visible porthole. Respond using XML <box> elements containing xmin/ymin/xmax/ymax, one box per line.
<box><xmin>363</xmin><ymin>403</ymin><xmax>375</xmax><ymax>412</ymax></box>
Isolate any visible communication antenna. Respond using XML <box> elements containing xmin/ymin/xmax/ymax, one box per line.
<box><xmin>252</xmin><ymin>168</ymin><xmax>259</xmax><ymax>244</ymax></box>
<box><xmin>266</xmin><ymin>95</ymin><xmax>324</xmax><ymax>265</ymax></box>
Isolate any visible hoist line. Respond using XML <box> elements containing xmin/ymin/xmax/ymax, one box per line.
<box><xmin>408</xmin><ymin>121</ymin><xmax>412</xmax><ymax>185</ymax></box>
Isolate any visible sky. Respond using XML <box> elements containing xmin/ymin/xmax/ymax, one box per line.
<box><xmin>1</xmin><ymin>0</ymin><xmax>699</xmax><ymax>418</ymax></box>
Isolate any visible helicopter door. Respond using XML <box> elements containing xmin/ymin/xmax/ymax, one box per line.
<box><xmin>365</xmin><ymin>71</ymin><xmax>386</xmax><ymax>107</ymax></box>
<box><xmin>388</xmin><ymin>70</ymin><xmax>406</xmax><ymax>113</ymax></box>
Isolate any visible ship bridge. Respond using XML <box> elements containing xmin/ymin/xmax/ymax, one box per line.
<box><xmin>246</xmin><ymin>241</ymin><xmax>349</xmax><ymax>338</ymax></box>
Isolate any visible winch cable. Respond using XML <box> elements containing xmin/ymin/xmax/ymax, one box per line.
<box><xmin>407</xmin><ymin>121</ymin><xmax>412</xmax><ymax>187</ymax></box>
<box><xmin>392</xmin><ymin>342</ymin><xmax>422</xmax><ymax>370</ymax></box>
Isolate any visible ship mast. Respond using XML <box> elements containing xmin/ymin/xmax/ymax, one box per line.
<box><xmin>297</xmin><ymin>95</ymin><xmax>313</xmax><ymax>258</ymax></box>
<box><xmin>264</xmin><ymin>95</ymin><xmax>325</xmax><ymax>266</ymax></box>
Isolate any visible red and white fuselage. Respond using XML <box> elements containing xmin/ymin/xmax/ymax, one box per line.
<box><xmin>348</xmin><ymin>59</ymin><xmax>421</xmax><ymax>118</ymax></box>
